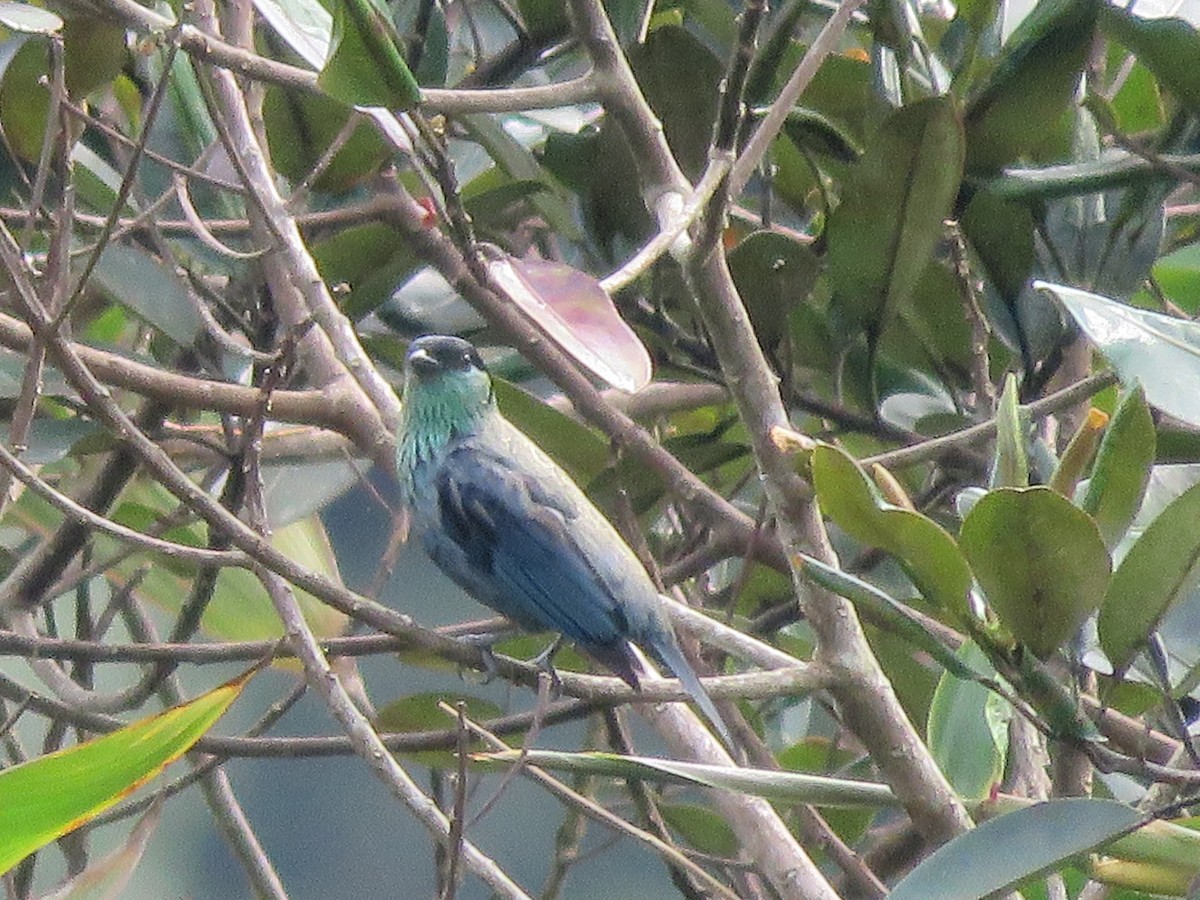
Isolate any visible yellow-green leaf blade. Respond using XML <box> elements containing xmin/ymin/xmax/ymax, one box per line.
<box><xmin>811</xmin><ymin>444</ymin><xmax>973</xmax><ymax>622</ymax></box>
<box><xmin>0</xmin><ymin>672</ymin><xmax>250</xmax><ymax>874</ymax></box>
<box><xmin>961</xmin><ymin>486</ymin><xmax>1111</xmax><ymax>659</ymax></box>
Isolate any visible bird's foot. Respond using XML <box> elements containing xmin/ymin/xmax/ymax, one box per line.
<box><xmin>530</xmin><ymin>636</ymin><xmax>565</xmax><ymax>699</ymax></box>
<box><xmin>457</xmin><ymin>632</ymin><xmax>503</xmax><ymax>684</ymax></box>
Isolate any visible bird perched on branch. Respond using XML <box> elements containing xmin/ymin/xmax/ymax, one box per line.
<box><xmin>395</xmin><ymin>334</ymin><xmax>732</xmax><ymax>747</ymax></box>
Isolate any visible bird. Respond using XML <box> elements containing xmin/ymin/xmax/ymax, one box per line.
<box><xmin>395</xmin><ymin>334</ymin><xmax>733</xmax><ymax>748</ymax></box>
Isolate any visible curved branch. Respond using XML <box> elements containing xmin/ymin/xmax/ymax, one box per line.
<box><xmin>63</xmin><ymin>0</ymin><xmax>596</xmax><ymax>115</ymax></box>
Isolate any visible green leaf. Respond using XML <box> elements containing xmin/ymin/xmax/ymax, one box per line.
<box><xmin>98</xmin><ymin>481</ymin><xmax>347</xmax><ymax>646</ymax></box>
<box><xmin>961</xmin><ymin>188</ymin><xmax>1035</xmax><ymax>307</ymax></box>
<box><xmin>983</xmin><ymin>149</ymin><xmax>1193</xmax><ymax>202</ymax></box>
<box><xmin>659</xmin><ymin>804</ymin><xmax>739</xmax><ymax>857</ymax></box>
<box><xmin>1102</xmin><ymin>57</ymin><xmax>1165</xmax><ymax>135</ymax></box>
<box><xmin>626</xmin><ymin>25</ymin><xmax>723</xmax><ymax>179</ymax></box>
<box><xmin>459</xmin><ymin>113</ymin><xmax>583</xmax><ymax>243</ymax></box>
<box><xmin>1048</xmin><ymin>407</ymin><xmax>1108</xmax><ymax>499</ymax></box>
<box><xmin>728</xmin><ymin>231</ymin><xmax>820</xmax><ymax>351</ymax></box>
<box><xmin>0</xmin><ymin>36</ymin><xmax>50</xmax><ymax>162</ymax></box>
<box><xmin>1039</xmin><ymin>280</ymin><xmax>1200</xmax><ymax>429</ymax></box>
<box><xmin>1100</xmin><ymin>6</ymin><xmax>1200</xmax><ymax>115</ymax></box>
<box><xmin>890</xmin><ymin>799</ymin><xmax>1142</xmax><ymax>900</ymax></box>
<box><xmin>963</xmin><ymin>0</ymin><xmax>1097</xmax><ymax>172</ymax></box>
<box><xmin>376</xmin><ymin>693</ymin><xmax>504</xmax><ymax>767</ymax></box>
<box><xmin>262</xmin><ymin>87</ymin><xmax>390</xmax><ymax>193</ymax></box>
<box><xmin>318</xmin><ymin>0</ymin><xmax>420</xmax><ymax>110</ymax></box>
<box><xmin>1098</xmin><ymin>481</ymin><xmax>1200</xmax><ymax>673</ymax></box>
<box><xmin>1152</xmin><ymin>242</ymin><xmax>1200</xmax><ymax>314</ymax></box>
<box><xmin>960</xmin><ymin>487</ymin><xmax>1111</xmax><ymax>659</ymax></box>
<box><xmin>811</xmin><ymin>444</ymin><xmax>973</xmax><ymax>621</ymax></box>
<box><xmin>493</xmin><ymin>380</ymin><xmax>610</xmax><ymax>486</ymax></box>
<box><xmin>797</xmin><ymin>553</ymin><xmax>984</xmax><ymax>682</ymax></box>
<box><xmin>927</xmin><ymin>641</ymin><xmax>1009</xmax><ymax>800</ymax></box>
<box><xmin>91</xmin><ymin>244</ymin><xmax>201</xmax><ymax>347</ymax></box>
<box><xmin>0</xmin><ymin>671</ymin><xmax>249</xmax><ymax>874</ymax></box>
<box><xmin>779</xmin><ymin>107</ymin><xmax>861</xmax><ymax>163</ymax></box>
<box><xmin>1081</xmin><ymin>386</ymin><xmax>1154</xmax><ymax>550</ymax></box>
<box><xmin>475</xmin><ymin>751</ymin><xmax>901</xmax><ymax>807</ymax></box>
<box><xmin>311</xmin><ymin>223</ymin><xmax>417</xmax><ymax>319</ymax></box>
<box><xmin>827</xmin><ymin>97</ymin><xmax>964</xmax><ymax>345</ymax></box>
<box><xmin>62</xmin><ymin>16</ymin><xmax>125</xmax><ymax>97</ymax></box>
<box><xmin>515</xmin><ymin>0</ymin><xmax>568</xmax><ymax>40</ymax></box>
<box><xmin>206</xmin><ymin>515</ymin><xmax>347</xmax><ymax>643</ymax></box>
<box><xmin>991</xmin><ymin>373</ymin><xmax>1029</xmax><ymax>488</ymax></box>
<box><xmin>71</xmin><ymin>144</ymin><xmax>138</xmax><ymax>214</ymax></box>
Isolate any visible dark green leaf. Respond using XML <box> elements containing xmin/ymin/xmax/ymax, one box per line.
<box><xmin>515</xmin><ymin>0</ymin><xmax>568</xmax><ymax>40</ymax></box>
<box><xmin>311</xmin><ymin>223</ymin><xmax>417</xmax><ymax>319</ymax></box>
<box><xmin>375</xmin><ymin>693</ymin><xmax>504</xmax><ymax>768</ymax></box>
<box><xmin>812</xmin><ymin>444</ymin><xmax>973</xmax><ymax>621</ymax></box>
<box><xmin>62</xmin><ymin>16</ymin><xmax>125</xmax><ymax>97</ymax></box>
<box><xmin>659</xmin><ymin>804</ymin><xmax>739</xmax><ymax>857</ymax></box>
<box><xmin>962</xmin><ymin>189</ymin><xmax>1035</xmax><ymax>305</ymax></box>
<box><xmin>827</xmin><ymin>97</ymin><xmax>964</xmax><ymax>343</ymax></box>
<box><xmin>728</xmin><ymin>231</ymin><xmax>820</xmax><ymax>351</ymax></box>
<box><xmin>1081</xmin><ymin>386</ymin><xmax>1154</xmax><ymax>549</ymax></box>
<box><xmin>890</xmin><ymin>799</ymin><xmax>1141</xmax><ymax>900</ymax></box>
<box><xmin>1100</xmin><ymin>6</ymin><xmax>1200</xmax><ymax>115</ymax></box>
<box><xmin>960</xmin><ymin>487</ymin><xmax>1111</xmax><ymax>659</ymax></box>
<box><xmin>627</xmin><ymin>26</ymin><xmax>722</xmax><ymax>180</ymax></box>
<box><xmin>780</xmin><ymin>107</ymin><xmax>862</xmax><ymax>164</ymax></box>
<box><xmin>963</xmin><ymin>0</ymin><xmax>1097</xmax><ymax>172</ymax></box>
<box><xmin>262</xmin><ymin>87</ymin><xmax>390</xmax><ymax>193</ymax></box>
<box><xmin>1099</xmin><ymin>481</ymin><xmax>1200</xmax><ymax>673</ymax></box>
<box><xmin>318</xmin><ymin>0</ymin><xmax>420</xmax><ymax>109</ymax></box>
<box><xmin>460</xmin><ymin>113</ymin><xmax>583</xmax><ymax>243</ymax></box>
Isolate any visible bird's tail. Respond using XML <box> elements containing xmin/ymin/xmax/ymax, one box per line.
<box><xmin>650</xmin><ymin>632</ymin><xmax>735</xmax><ymax>751</ymax></box>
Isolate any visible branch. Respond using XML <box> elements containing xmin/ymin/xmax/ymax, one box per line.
<box><xmin>61</xmin><ymin>0</ymin><xmax>595</xmax><ymax>115</ymax></box>
<box><xmin>193</xmin><ymin>4</ymin><xmax>397</xmax><ymax>462</ymax></box>
<box><xmin>677</xmin><ymin>0</ymin><xmax>973</xmax><ymax>850</ymax></box>
<box><xmin>0</xmin><ymin>309</ymin><xmax>380</xmax><ymax>445</ymax></box>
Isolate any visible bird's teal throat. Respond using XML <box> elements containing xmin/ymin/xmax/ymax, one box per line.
<box><xmin>397</xmin><ymin>382</ymin><xmax>493</xmax><ymax>493</ymax></box>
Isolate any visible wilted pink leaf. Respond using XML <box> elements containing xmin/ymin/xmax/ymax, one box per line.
<box><xmin>487</xmin><ymin>255</ymin><xmax>653</xmax><ymax>392</ymax></box>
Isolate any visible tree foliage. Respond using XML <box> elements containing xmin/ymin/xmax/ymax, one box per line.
<box><xmin>3</xmin><ymin>0</ymin><xmax>1200</xmax><ymax>896</ymax></box>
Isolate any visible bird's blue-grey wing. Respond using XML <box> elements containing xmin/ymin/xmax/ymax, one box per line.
<box><xmin>432</xmin><ymin>446</ymin><xmax>631</xmax><ymax>649</ymax></box>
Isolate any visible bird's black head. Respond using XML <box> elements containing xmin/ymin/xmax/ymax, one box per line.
<box><xmin>405</xmin><ymin>335</ymin><xmax>488</xmax><ymax>379</ymax></box>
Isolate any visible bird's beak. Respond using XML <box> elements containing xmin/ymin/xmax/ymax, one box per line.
<box><xmin>407</xmin><ymin>347</ymin><xmax>440</xmax><ymax>376</ymax></box>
